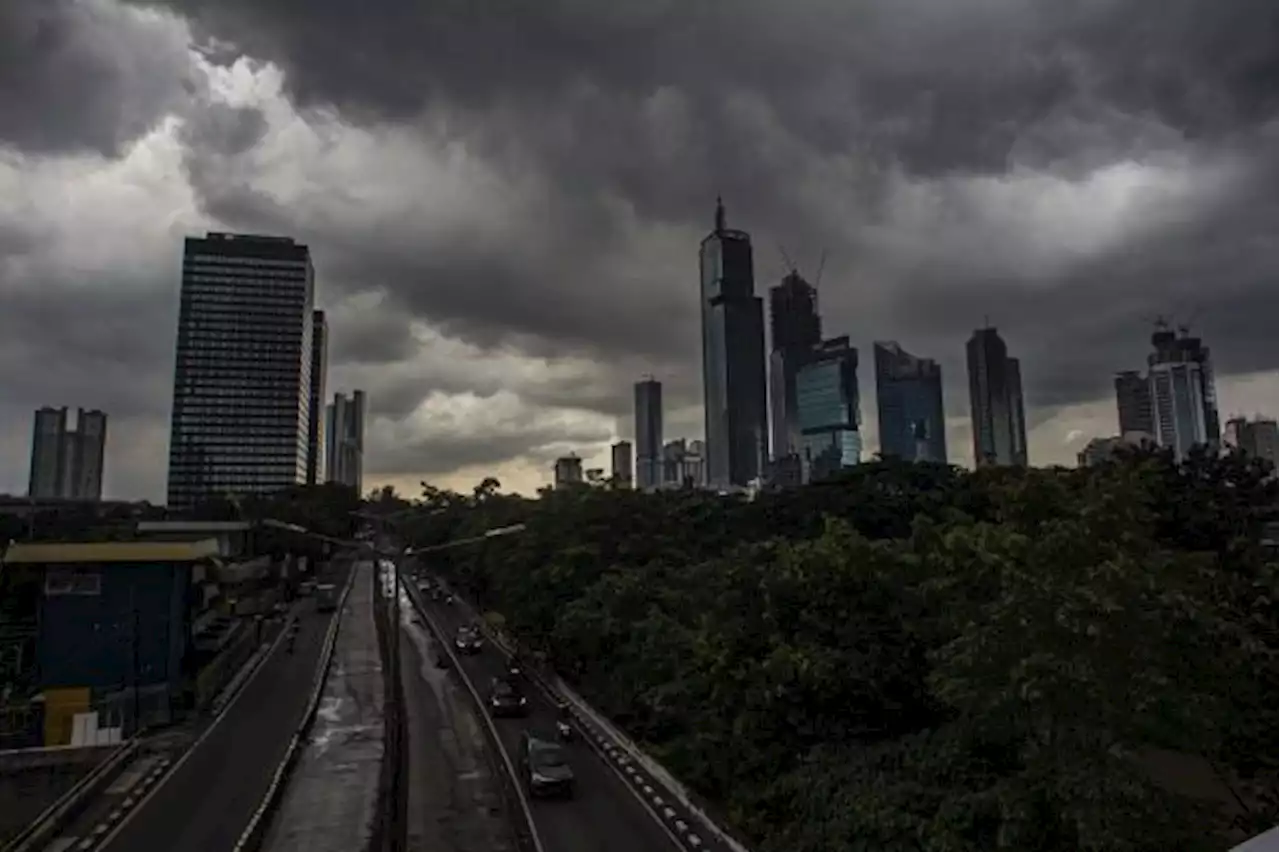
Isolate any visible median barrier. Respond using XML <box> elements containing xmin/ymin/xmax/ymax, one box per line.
<box><xmin>229</xmin><ymin>560</ymin><xmax>358</xmax><ymax>852</ymax></box>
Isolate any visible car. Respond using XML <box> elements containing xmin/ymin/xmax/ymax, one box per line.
<box><xmin>487</xmin><ymin>677</ymin><xmax>529</xmax><ymax>718</ymax></box>
<box><xmin>454</xmin><ymin>625</ymin><xmax>483</xmax><ymax>654</ymax></box>
<box><xmin>517</xmin><ymin>731</ymin><xmax>575</xmax><ymax>798</ymax></box>
<box><xmin>417</xmin><ymin>577</ymin><xmax>434</xmax><ymax>592</ymax></box>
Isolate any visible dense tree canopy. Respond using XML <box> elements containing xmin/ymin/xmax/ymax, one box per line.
<box><xmin>392</xmin><ymin>451</ymin><xmax>1275</xmax><ymax>851</ymax></box>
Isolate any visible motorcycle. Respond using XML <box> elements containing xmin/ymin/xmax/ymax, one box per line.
<box><xmin>555</xmin><ymin>704</ymin><xmax>575</xmax><ymax>741</ymax></box>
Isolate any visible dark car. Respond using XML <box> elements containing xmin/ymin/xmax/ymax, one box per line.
<box><xmin>488</xmin><ymin>677</ymin><xmax>529</xmax><ymax>718</ymax></box>
<box><xmin>518</xmin><ymin>731</ymin><xmax>575</xmax><ymax>798</ymax></box>
<box><xmin>454</xmin><ymin>625</ymin><xmax>483</xmax><ymax>654</ymax></box>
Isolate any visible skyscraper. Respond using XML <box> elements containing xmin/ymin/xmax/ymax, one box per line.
<box><xmin>874</xmin><ymin>341</ymin><xmax>947</xmax><ymax>463</ymax></box>
<box><xmin>768</xmin><ymin>270</ymin><xmax>822</xmax><ymax>460</ymax></box>
<box><xmin>699</xmin><ymin>198</ymin><xmax>768</xmax><ymax>489</ymax></box>
<box><xmin>325</xmin><ymin>390</ymin><xmax>366</xmax><ymax>492</ymax></box>
<box><xmin>966</xmin><ymin>327</ymin><xmax>1028</xmax><ymax>467</ymax></box>
<box><xmin>553</xmin><ymin>455</ymin><xmax>584</xmax><ymax>488</ymax></box>
<box><xmin>167</xmin><ymin>233</ymin><xmax>315</xmax><ymax>511</ymax></box>
<box><xmin>1147</xmin><ymin>324</ymin><xmax>1219</xmax><ymax>460</ymax></box>
<box><xmin>306</xmin><ymin>310</ymin><xmax>329</xmax><ymax>485</ymax></box>
<box><xmin>634</xmin><ymin>378</ymin><xmax>663</xmax><ymax>491</ymax></box>
<box><xmin>28</xmin><ymin>407</ymin><xmax>107</xmax><ymax>500</ymax></box>
<box><xmin>794</xmin><ymin>337</ymin><xmax>861</xmax><ymax>482</ymax></box>
<box><xmin>1114</xmin><ymin>369</ymin><xmax>1154</xmax><ymax>436</ymax></box>
<box><xmin>1225</xmin><ymin>417</ymin><xmax>1278</xmax><ymax>466</ymax></box>
<box><xmin>610</xmin><ymin>440</ymin><xmax>634</xmax><ymax>488</ymax></box>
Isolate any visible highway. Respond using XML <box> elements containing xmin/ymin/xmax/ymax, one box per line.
<box><xmin>405</xmin><ymin>572</ymin><xmax>683</xmax><ymax>852</ymax></box>
<box><xmin>95</xmin><ymin>561</ymin><xmax>351</xmax><ymax>852</ymax></box>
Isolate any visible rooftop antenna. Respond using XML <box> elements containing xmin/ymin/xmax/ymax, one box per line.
<box><xmin>714</xmin><ymin>196</ymin><xmax>726</xmax><ymax>232</ymax></box>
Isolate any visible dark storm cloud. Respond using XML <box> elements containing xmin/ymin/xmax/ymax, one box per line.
<box><xmin>128</xmin><ymin>0</ymin><xmax>1275</xmax><ymax>426</ymax></box>
<box><xmin>0</xmin><ymin>284</ymin><xmax>177</xmax><ymax>418</ymax></box>
<box><xmin>0</xmin><ymin>0</ymin><xmax>199</xmax><ymax>155</ymax></box>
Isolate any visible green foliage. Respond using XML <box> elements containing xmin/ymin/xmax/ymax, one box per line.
<box><xmin>403</xmin><ymin>454</ymin><xmax>1276</xmax><ymax>850</ymax></box>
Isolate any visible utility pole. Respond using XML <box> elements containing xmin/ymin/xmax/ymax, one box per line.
<box><xmin>130</xmin><ymin>584</ymin><xmax>141</xmax><ymax>736</ymax></box>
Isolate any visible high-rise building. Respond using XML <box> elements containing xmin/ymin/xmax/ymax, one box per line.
<box><xmin>553</xmin><ymin>455</ymin><xmax>584</xmax><ymax>488</ymax></box>
<box><xmin>966</xmin><ymin>326</ymin><xmax>1028</xmax><ymax>467</ymax></box>
<box><xmin>28</xmin><ymin>407</ymin><xmax>108</xmax><ymax>500</ymax></box>
<box><xmin>167</xmin><ymin>233</ymin><xmax>315</xmax><ymax>511</ymax></box>
<box><xmin>874</xmin><ymin>341</ymin><xmax>947</xmax><ymax>463</ymax></box>
<box><xmin>768</xmin><ymin>271</ymin><xmax>823</xmax><ymax>460</ymax></box>
<box><xmin>610</xmin><ymin>440</ymin><xmax>634</xmax><ymax>488</ymax></box>
<box><xmin>1147</xmin><ymin>324</ymin><xmax>1219</xmax><ymax>461</ymax></box>
<box><xmin>795</xmin><ymin>337</ymin><xmax>861</xmax><ymax>482</ymax></box>
<box><xmin>634</xmin><ymin>378</ymin><xmax>663</xmax><ymax>491</ymax></box>
<box><xmin>1114</xmin><ymin>370</ymin><xmax>1154</xmax><ymax>437</ymax></box>
<box><xmin>1225</xmin><ymin>416</ymin><xmax>1278</xmax><ymax>466</ymax></box>
<box><xmin>306</xmin><ymin>310</ymin><xmax>329</xmax><ymax>485</ymax></box>
<box><xmin>699</xmin><ymin>198</ymin><xmax>768</xmax><ymax>489</ymax></box>
<box><xmin>325</xmin><ymin>390</ymin><xmax>365</xmax><ymax>492</ymax></box>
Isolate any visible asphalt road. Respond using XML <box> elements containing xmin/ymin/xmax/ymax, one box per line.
<box><xmin>397</xmin><ymin>589</ymin><xmax>516</xmax><ymax>852</ymax></box>
<box><xmin>407</xmin><ymin>578</ymin><xmax>680</xmax><ymax>852</ymax></box>
<box><xmin>97</xmin><ymin>562</ymin><xmax>351</xmax><ymax>852</ymax></box>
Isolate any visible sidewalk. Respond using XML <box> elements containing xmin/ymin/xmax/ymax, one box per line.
<box><xmin>261</xmin><ymin>560</ymin><xmax>384</xmax><ymax>852</ymax></box>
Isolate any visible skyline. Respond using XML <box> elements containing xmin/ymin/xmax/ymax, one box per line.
<box><xmin>0</xmin><ymin>0</ymin><xmax>1275</xmax><ymax>500</ymax></box>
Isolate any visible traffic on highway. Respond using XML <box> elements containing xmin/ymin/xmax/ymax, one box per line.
<box><xmin>401</xmin><ymin>563</ymin><xmax>697</xmax><ymax>852</ymax></box>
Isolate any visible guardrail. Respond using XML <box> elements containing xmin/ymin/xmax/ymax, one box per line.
<box><xmin>3</xmin><ymin>739</ymin><xmax>139</xmax><ymax>852</ymax></box>
<box><xmin>401</xmin><ymin>582</ymin><xmax>544</xmax><ymax>852</ymax></box>
<box><xmin>229</xmin><ymin>561</ymin><xmax>358</xmax><ymax>852</ymax></box>
<box><xmin>424</xmin><ymin>579</ymin><xmax>755</xmax><ymax>852</ymax></box>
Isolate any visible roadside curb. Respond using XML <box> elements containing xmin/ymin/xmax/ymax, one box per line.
<box><xmin>1</xmin><ymin>741</ymin><xmax>139</xmax><ymax>852</ymax></box>
<box><xmin>71</xmin><ymin>755</ymin><xmax>173</xmax><ymax>852</ymax></box>
<box><xmin>230</xmin><ymin>561</ymin><xmax>358</xmax><ymax>852</ymax></box>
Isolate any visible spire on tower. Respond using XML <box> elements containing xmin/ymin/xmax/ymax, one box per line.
<box><xmin>714</xmin><ymin>196</ymin><xmax>726</xmax><ymax>232</ymax></box>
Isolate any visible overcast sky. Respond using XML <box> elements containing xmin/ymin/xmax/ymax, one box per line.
<box><xmin>0</xmin><ymin>0</ymin><xmax>1275</xmax><ymax>500</ymax></box>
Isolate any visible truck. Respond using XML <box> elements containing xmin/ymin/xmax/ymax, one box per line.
<box><xmin>315</xmin><ymin>583</ymin><xmax>339</xmax><ymax>613</ymax></box>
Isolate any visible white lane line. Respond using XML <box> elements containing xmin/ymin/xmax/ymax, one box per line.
<box><xmin>89</xmin><ymin>616</ymin><xmax>299</xmax><ymax>851</ymax></box>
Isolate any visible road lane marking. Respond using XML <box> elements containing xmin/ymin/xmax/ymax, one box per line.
<box><xmin>87</xmin><ymin>611</ymin><xmax>303</xmax><ymax>851</ymax></box>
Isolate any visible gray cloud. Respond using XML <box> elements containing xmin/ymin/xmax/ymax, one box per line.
<box><xmin>0</xmin><ymin>0</ymin><xmax>1275</xmax><ymax>496</ymax></box>
<box><xmin>365</xmin><ymin>405</ymin><xmax>613</xmax><ymax>478</ymax></box>
<box><xmin>0</xmin><ymin>0</ymin><xmax>200</xmax><ymax>156</ymax></box>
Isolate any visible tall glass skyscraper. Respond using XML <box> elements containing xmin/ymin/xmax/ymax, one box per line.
<box><xmin>874</xmin><ymin>341</ymin><xmax>947</xmax><ymax>463</ymax></box>
<box><xmin>634</xmin><ymin>378</ymin><xmax>663</xmax><ymax>491</ymax></box>
<box><xmin>768</xmin><ymin>270</ymin><xmax>822</xmax><ymax>460</ymax></box>
<box><xmin>306</xmin><ymin>309</ymin><xmax>328</xmax><ymax>485</ymax></box>
<box><xmin>699</xmin><ymin>198</ymin><xmax>767</xmax><ymax>489</ymax></box>
<box><xmin>966</xmin><ymin>327</ymin><xmax>1027</xmax><ymax>468</ymax></box>
<box><xmin>1147</xmin><ymin>324</ymin><xmax>1219</xmax><ymax>460</ymax></box>
<box><xmin>795</xmin><ymin>336</ymin><xmax>861</xmax><ymax>482</ymax></box>
<box><xmin>167</xmin><ymin>233</ymin><xmax>315</xmax><ymax>511</ymax></box>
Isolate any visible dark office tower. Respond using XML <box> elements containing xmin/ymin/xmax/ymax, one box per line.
<box><xmin>966</xmin><ymin>327</ymin><xmax>1028</xmax><ymax>467</ymax></box>
<box><xmin>768</xmin><ymin>271</ymin><xmax>822</xmax><ymax>460</ymax></box>
<box><xmin>874</xmin><ymin>341</ymin><xmax>947</xmax><ymax>463</ymax></box>
<box><xmin>1147</xmin><ymin>323</ymin><xmax>1220</xmax><ymax>459</ymax></box>
<box><xmin>325</xmin><ymin>390</ymin><xmax>365</xmax><ymax>492</ymax></box>
<box><xmin>306</xmin><ymin>310</ymin><xmax>329</xmax><ymax>485</ymax></box>
<box><xmin>700</xmin><ymin>198</ymin><xmax>768</xmax><ymax>489</ymax></box>
<box><xmin>610</xmin><ymin>440</ymin><xmax>634</xmax><ymax>488</ymax></box>
<box><xmin>795</xmin><ymin>337</ymin><xmax>861</xmax><ymax>482</ymax></box>
<box><xmin>634</xmin><ymin>378</ymin><xmax>663</xmax><ymax>491</ymax></box>
<box><xmin>167</xmin><ymin>233</ymin><xmax>315</xmax><ymax>511</ymax></box>
<box><xmin>1114</xmin><ymin>370</ymin><xmax>1154</xmax><ymax>436</ymax></box>
<box><xmin>28</xmin><ymin>407</ymin><xmax>108</xmax><ymax>500</ymax></box>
